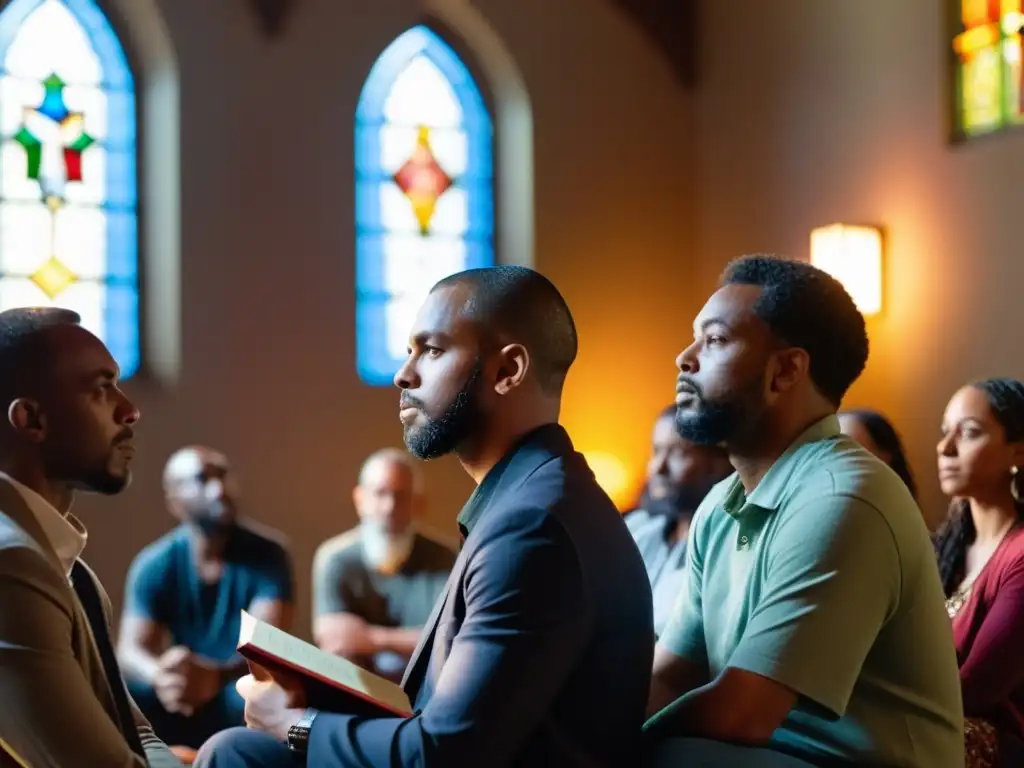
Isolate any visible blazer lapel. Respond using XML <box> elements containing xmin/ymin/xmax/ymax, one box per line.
<box><xmin>400</xmin><ymin>553</ymin><xmax>462</xmax><ymax>695</ymax></box>
<box><xmin>401</xmin><ymin>467</ymin><xmax>499</xmax><ymax>695</ymax></box>
<box><xmin>0</xmin><ymin>480</ymin><xmax>65</xmax><ymax>578</ymax></box>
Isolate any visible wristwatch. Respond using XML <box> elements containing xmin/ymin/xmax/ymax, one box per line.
<box><xmin>286</xmin><ymin>708</ymin><xmax>318</xmax><ymax>755</ymax></box>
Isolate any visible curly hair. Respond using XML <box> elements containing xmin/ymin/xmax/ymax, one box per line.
<box><xmin>721</xmin><ymin>255</ymin><xmax>869</xmax><ymax>407</ymax></box>
<box><xmin>934</xmin><ymin>377</ymin><xmax>1024</xmax><ymax>595</ymax></box>
<box><xmin>840</xmin><ymin>409</ymin><xmax>917</xmax><ymax>499</ymax></box>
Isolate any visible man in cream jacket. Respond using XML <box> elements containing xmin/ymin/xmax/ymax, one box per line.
<box><xmin>0</xmin><ymin>307</ymin><xmax>181</xmax><ymax>767</ymax></box>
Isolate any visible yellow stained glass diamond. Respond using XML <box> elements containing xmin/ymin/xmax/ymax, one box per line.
<box><xmin>30</xmin><ymin>256</ymin><xmax>77</xmax><ymax>299</ymax></box>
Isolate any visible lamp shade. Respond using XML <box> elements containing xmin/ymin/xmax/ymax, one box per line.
<box><xmin>810</xmin><ymin>224</ymin><xmax>883</xmax><ymax>316</ymax></box>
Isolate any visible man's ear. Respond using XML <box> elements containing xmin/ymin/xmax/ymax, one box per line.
<box><xmin>8</xmin><ymin>398</ymin><xmax>45</xmax><ymax>442</ymax></box>
<box><xmin>494</xmin><ymin>343</ymin><xmax>529</xmax><ymax>396</ymax></box>
<box><xmin>768</xmin><ymin>348</ymin><xmax>810</xmax><ymax>395</ymax></box>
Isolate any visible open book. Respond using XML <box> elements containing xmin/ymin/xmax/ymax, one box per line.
<box><xmin>237</xmin><ymin>610</ymin><xmax>413</xmax><ymax>717</ymax></box>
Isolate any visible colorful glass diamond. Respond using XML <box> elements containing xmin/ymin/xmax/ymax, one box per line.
<box><xmin>30</xmin><ymin>256</ymin><xmax>77</xmax><ymax>299</ymax></box>
<box><xmin>392</xmin><ymin>125</ymin><xmax>453</xmax><ymax>234</ymax></box>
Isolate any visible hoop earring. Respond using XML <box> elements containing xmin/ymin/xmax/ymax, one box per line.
<box><xmin>1012</xmin><ymin>466</ymin><xmax>1021</xmax><ymax>504</ymax></box>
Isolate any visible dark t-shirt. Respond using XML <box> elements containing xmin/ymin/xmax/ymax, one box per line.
<box><xmin>124</xmin><ymin>521</ymin><xmax>293</xmax><ymax>661</ymax></box>
<box><xmin>312</xmin><ymin>529</ymin><xmax>455</xmax><ymax>628</ymax></box>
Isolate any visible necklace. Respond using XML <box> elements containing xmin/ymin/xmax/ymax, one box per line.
<box><xmin>946</xmin><ymin>578</ymin><xmax>975</xmax><ymax>619</ymax></box>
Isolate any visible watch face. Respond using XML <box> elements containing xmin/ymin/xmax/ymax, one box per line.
<box><xmin>287</xmin><ymin>725</ymin><xmax>309</xmax><ymax>753</ymax></box>
<box><xmin>287</xmin><ymin>709</ymin><xmax>317</xmax><ymax>752</ymax></box>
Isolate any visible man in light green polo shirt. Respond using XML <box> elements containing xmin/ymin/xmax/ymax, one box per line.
<box><xmin>644</xmin><ymin>255</ymin><xmax>963</xmax><ymax>767</ymax></box>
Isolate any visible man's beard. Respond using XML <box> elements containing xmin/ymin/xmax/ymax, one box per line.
<box><xmin>361</xmin><ymin>519</ymin><xmax>415</xmax><ymax>574</ymax></box>
<box><xmin>675</xmin><ymin>376</ymin><xmax>764</xmax><ymax>447</ymax></box>
<box><xmin>74</xmin><ymin>469</ymin><xmax>131</xmax><ymax>495</ymax></box>
<box><xmin>404</xmin><ymin>362</ymin><xmax>483</xmax><ymax>460</ymax></box>
<box><xmin>188</xmin><ymin>500</ymin><xmax>235</xmax><ymax>537</ymax></box>
<box><xmin>639</xmin><ymin>485</ymin><xmax>705</xmax><ymax>522</ymax></box>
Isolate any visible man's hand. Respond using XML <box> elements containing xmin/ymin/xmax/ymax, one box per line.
<box><xmin>236</xmin><ymin>671</ymin><xmax>307</xmax><ymax>742</ymax></box>
<box><xmin>327</xmin><ymin>614</ymin><xmax>377</xmax><ymax>658</ymax></box>
<box><xmin>155</xmin><ymin>646</ymin><xmax>223</xmax><ymax>714</ymax></box>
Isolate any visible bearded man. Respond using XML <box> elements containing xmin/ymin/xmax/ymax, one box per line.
<box><xmin>625</xmin><ymin>405</ymin><xmax>731</xmax><ymax>637</ymax></box>
<box><xmin>643</xmin><ymin>255</ymin><xmax>963</xmax><ymax>768</ymax></box>
<box><xmin>195</xmin><ymin>266</ymin><xmax>654</xmax><ymax>768</ymax></box>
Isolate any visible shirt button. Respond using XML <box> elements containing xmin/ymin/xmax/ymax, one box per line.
<box><xmin>739</xmin><ymin>535</ymin><xmax>749</xmax><ymax>546</ymax></box>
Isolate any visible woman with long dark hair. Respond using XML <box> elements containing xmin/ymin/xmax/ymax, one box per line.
<box><xmin>934</xmin><ymin>378</ymin><xmax>1024</xmax><ymax>766</ymax></box>
<box><xmin>838</xmin><ymin>409</ymin><xmax>917</xmax><ymax>498</ymax></box>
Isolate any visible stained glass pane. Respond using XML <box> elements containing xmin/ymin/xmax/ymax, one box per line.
<box><xmin>0</xmin><ymin>0</ymin><xmax>138</xmax><ymax>376</ymax></box>
<box><xmin>954</xmin><ymin>0</ymin><xmax>1024</xmax><ymax>137</ymax></box>
<box><xmin>355</xmin><ymin>26</ymin><xmax>494</xmax><ymax>385</ymax></box>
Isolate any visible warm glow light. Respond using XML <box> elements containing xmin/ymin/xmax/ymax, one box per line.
<box><xmin>810</xmin><ymin>224</ymin><xmax>883</xmax><ymax>316</ymax></box>
<box><xmin>582</xmin><ymin>451</ymin><xmax>633</xmax><ymax>509</ymax></box>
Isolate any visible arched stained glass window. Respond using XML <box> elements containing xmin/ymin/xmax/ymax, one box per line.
<box><xmin>0</xmin><ymin>0</ymin><xmax>138</xmax><ymax>376</ymax></box>
<box><xmin>952</xmin><ymin>0</ymin><xmax>1023</xmax><ymax>138</ymax></box>
<box><xmin>355</xmin><ymin>25</ymin><xmax>494</xmax><ymax>386</ymax></box>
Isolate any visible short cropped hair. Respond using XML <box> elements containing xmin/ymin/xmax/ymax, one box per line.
<box><xmin>0</xmin><ymin>307</ymin><xmax>81</xmax><ymax>404</ymax></box>
<box><xmin>722</xmin><ymin>255</ymin><xmax>868</xmax><ymax>406</ymax></box>
<box><xmin>433</xmin><ymin>265</ymin><xmax>578</xmax><ymax>394</ymax></box>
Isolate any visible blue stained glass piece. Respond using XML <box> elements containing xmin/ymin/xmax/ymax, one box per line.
<box><xmin>0</xmin><ymin>0</ymin><xmax>139</xmax><ymax>378</ymax></box>
<box><xmin>354</xmin><ymin>25</ymin><xmax>494</xmax><ymax>386</ymax></box>
<box><xmin>37</xmin><ymin>85</ymin><xmax>69</xmax><ymax>122</ymax></box>
<box><xmin>354</xmin><ymin>232</ymin><xmax>385</xmax><ymax>292</ymax></box>
<box><xmin>105</xmin><ymin>88</ymin><xmax>136</xmax><ymax>148</ymax></box>
<box><xmin>356</xmin><ymin>296</ymin><xmax>404</xmax><ymax>387</ymax></box>
<box><xmin>104</xmin><ymin>148</ymin><xmax>137</xmax><ymax>207</ymax></box>
<box><xmin>103</xmin><ymin>282</ymin><xmax>139</xmax><ymax>377</ymax></box>
<box><xmin>354</xmin><ymin>179</ymin><xmax>383</xmax><ymax>232</ymax></box>
<box><xmin>104</xmin><ymin>209</ymin><xmax>137</xmax><ymax>279</ymax></box>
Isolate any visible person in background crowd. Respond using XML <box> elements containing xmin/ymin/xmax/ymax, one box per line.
<box><xmin>117</xmin><ymin>446</ymin><xmax>294</xmax><ymax>750</ymax></box>
<box><xmin>935</xmin><ymin>378</ymin><xmax>1024</xmax><ymax>767</ymax></box>
<box><xmin>838</xmin><ymin>408</ymin><xmax>918</xmax><ymax>498</ymax></box>
<box><xmin>626</xmin><ymin>404</ymin><xmax>732</xmax><ymax>636</ymax></box>
<box><xmin>312</xmin><ymin>447</ymin><xmax>454</xmax><ymax>681</ymax></box>
<box><xmin>645</xmin><ymin>255</ymin><xmax>963</xmax><ymax>767</ymax></box>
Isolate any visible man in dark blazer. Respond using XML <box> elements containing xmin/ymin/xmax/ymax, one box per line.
<box><xmin>196</xmin><ymin>266</ymin><xmax>655</xmax><ymax>767</ymax></box>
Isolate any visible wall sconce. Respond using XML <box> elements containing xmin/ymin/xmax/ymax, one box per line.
<box><xmin>810</xmin><ymin>224</ymin><xmax>884</xmax><ymax>316</ymax></box>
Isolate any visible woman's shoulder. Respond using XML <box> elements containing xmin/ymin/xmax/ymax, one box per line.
<box><xmin>989</xmin><ymin>526</ymin><xmax>1024</xmax><ymax>578</ymax></box>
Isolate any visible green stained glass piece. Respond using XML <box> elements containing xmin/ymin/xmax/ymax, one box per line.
<box><xmin>13</xmin><ymin>127</ymin><xmax>42</xmax><ymax>179</ymax></box>
<box><xmin>67</xmin><ymin>131</ymin><xmax>95</xmax><ymax>152</ymax></box>
<box><xmin>41</xmin><ymin>73</ymin><xmax>65</xmax><ymax>92</ymax></box>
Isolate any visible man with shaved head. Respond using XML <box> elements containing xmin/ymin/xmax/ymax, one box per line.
<box><xmin>197</xmin><ymin>266</ymin><xmax>653</xmax><ymax>768</ymax></box>
<box><xmin>311</xmin><ymin>448</ymin><xmax>454</xmax><ymax>680</ymax></box>
<box><xmin>117</xmin><ymin>446</ymin><xmax>294</xmax><ymax>750</ymax></box>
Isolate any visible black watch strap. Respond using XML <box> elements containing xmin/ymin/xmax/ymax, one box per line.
<box><xmin>287</xmin><ymin>708</ymin><xmax>318</xmax><ymax>755</ymax></box>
